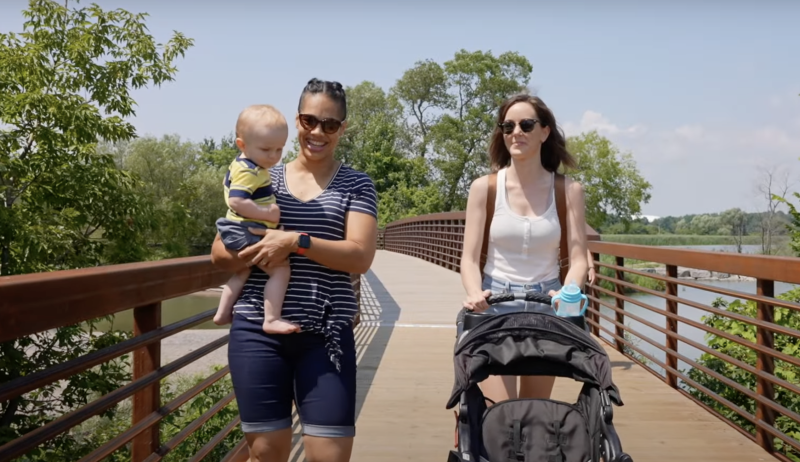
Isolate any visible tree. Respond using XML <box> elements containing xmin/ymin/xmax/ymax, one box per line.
<box><xmin>200</xmin><ymin>133</ymin><xmax>239</xmax><ymax>171</ymax></box>
<box><xmin>776</xmin><ymin>193</ymin><xmax>800</xmax><ymax>257</ymax></box>
<box><xmin>0</xmin><ymin>0</ymin><xmax>193</xmax><ymax>275</ymax></box>
<box><xmin>566</xmin><ymin>131</ymin><xmax>653</xmax><ymax>230</ymax></box>
<box><xmin>720</xmin><ymin>208</ymin><xmax>748</xmax><ymax>253</ymax></box>
<box><xmin>0</xmin><ymin>0</ymin><xmax>192</xmax><ymax>456</ymax></box>
<box><xmin>336</xmin><ymin>81</ymin><xmax>442</xmax><ymax>226</ymax></box>
<box><xmin>111</xmin><ymin>134</ymin><xmax>226</xmax><ymax>258</ymax></box>
<box><xmin>753</xmin><ymin>165</ymin><xmax>793</xmax><ymax>255</ymax></box>
<box><xmin>776</xmin><ymin>157</ymin><xmax>800</xmax><ymax>257</ymax></box>
<box><xmin>392</xmin><ymin>50</ymin><xmax>533</xmax><ymax>211</ymax></box>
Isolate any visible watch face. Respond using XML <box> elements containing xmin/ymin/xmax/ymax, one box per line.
<box><xmin>299</xmin><ymin>234</ymin><xmax>311</xmax><ymax>248</ymax></box>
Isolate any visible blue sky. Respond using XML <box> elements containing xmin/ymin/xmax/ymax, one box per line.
<box><xmin>2</xmin><ymin>0</ymin><xmax>799</xmax><ymax>217</ymax></box>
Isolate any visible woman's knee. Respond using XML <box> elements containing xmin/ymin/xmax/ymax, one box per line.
<box><xmin>245</xmin><ymin>428</ymin><xmax>293</xmax><ymax>462</ymax></box>
<box><xmin>479</xmin><ymin>375</ymin><xmax>517</xmax><ymax>403</ymax></box>
<box><xmin>519</xmin><ymin>375</ymin><xmax>556</xmax><ymax>399</ymax></box>
<box><xmin>304</xmin><ymin>435</ymin><xmax>354</xmax><ymax>462</ymax></box>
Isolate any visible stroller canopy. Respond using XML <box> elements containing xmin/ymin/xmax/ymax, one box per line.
<box><xmin>446</xmin><ymin>312</ymin><xmax>624</xmax><ymax>409</ymax></box>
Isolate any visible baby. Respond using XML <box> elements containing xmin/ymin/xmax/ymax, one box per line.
<box><xmin>213</xmin><ymin>104</ymin><xmax>299</xmax><ymax>335</ymax></box>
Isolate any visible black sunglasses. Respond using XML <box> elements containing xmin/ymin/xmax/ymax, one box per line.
<box><xmin>498</xmin><ymin>118</ymin><xmax>540</xmax><ymax>135</ymax></box>
<box><xmin>298</xmin><ymin>113</ymin><xmax>343</xmax><ymax>134</ymax></box>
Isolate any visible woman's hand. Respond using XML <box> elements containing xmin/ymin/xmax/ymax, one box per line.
<box><xmin>463</xmin><ymin>290</ymin><xmax>492</xmax><ymax>312</ymax></box>
<box><xmin>548</xmin><ymin>288</ymin><xmax>561</xmax><ymax>310</ymax></box>
<box><xmin>238</xmin><ymin>227</ymin><xmax>297</xmax><ymax>269</ymax></box>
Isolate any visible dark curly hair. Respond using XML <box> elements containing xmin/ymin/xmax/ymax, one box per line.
<box><xmin>298</xmin><ymin>78</ymin><xmax>347</xmax><ymax>121</ymax></box>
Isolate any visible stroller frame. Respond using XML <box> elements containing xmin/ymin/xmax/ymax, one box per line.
<box><xmin>447</xmin><ymin>291</ymin><xmax>633</xmax><ymax>462</ymax></box>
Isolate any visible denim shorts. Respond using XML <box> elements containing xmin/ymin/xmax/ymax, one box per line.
<box><xmin>216</xmin><ymin>218</ymin><xmax>273</xmax><ymax>251</ymax></box>
<box><xmin>227</xmin><ymin>316</ymin><xmax>357</xmax><ymax>437</ymax></box>
<box><xmin>456</xmin><ymin>274</ymin><xmax>562</xmax><ymax>337</ymax></box>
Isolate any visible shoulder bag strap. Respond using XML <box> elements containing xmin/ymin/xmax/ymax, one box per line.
<box><xmin>479</xmin><ymin>173</ymin><xmax>497</xmax><ymax>274</ymax></box>
<box><xmin>554</xmin><ymin>173</ymin><xmax>569</xmax><ymax>284</ymax></box>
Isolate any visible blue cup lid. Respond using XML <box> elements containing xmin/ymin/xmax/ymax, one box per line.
<box><xmin>558</xmin><ymin>281</ymin><xmax>583</xmax><ymax>303</ymax></box>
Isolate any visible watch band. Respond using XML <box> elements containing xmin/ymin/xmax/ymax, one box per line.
<box><xmin>296</xmin><ymin>233</ymin><xmax>310</xmax><ymax>256</ymax></box>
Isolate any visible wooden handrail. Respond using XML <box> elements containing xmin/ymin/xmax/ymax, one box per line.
<box><xmin>0</xmin><ymin>256</ymin><xmax>230</xmax><ymax>343</ymax></box>
<box><xmin>589</xmin><ymin>241</ymin><xmax>800</xmax><ymax>285</ymax></box>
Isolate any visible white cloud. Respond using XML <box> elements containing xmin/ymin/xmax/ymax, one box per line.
<box><xmin>562</xmin><ymin>109</ymin><xmax>800</xmax><ymax>216</ymax></box>
<box><xmin>673</xmin><ymin>124</ymin><xmax>704</xmax><ymax>141</ymax></box>
<box><xmin>562</xmin><ymin>110</ymin><xmax>647</xmax><ymax>138</ymax></box>
<box><xmin>564</xmin><ymin>110</ymin><xmax>800</xmax><ymax>165</ymax></box>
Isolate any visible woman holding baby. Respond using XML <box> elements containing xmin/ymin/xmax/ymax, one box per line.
<box><xmin>211</xmin><ymin>78</ymin><xmax>377</xmax><ymax>462</ymax></box>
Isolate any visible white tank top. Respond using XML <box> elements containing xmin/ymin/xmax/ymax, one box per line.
<box><xmin>483</xmin><ymin>167</ymin><xmax>561</xmax><ymax>283</ymax></box>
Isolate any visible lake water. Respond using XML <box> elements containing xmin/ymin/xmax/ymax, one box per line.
<box><xmin>100</xmin><ymin>291</ymin><xmax>225</xmax><ymax>332</ymax></box>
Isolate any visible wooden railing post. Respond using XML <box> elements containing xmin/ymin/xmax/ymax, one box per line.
<box><xmin>665</xmin><ymin>265</ymin><xmax>679</xmax><ymax>388</ymax></box>
<box><xmin>755</xmin><ymin>278</ymin><xmax>775</xmax><ymax>454</ymax></box>
<box><xmin>132</xmin><ymin>302</ymin><xmax>162</xmax><ymax>462</ymax></box>
<box><xmin>614</xmin><ymin>257</ymin><xmax>625</xmax><ymax>352</ymax></box>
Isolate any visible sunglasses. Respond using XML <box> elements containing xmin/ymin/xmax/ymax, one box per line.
<box><xmin>498</xmin><ymin>118</ymin><xmax>540</xmax><ymax>135</ymax></box>
<box><xmin>298</xmin><ymin>113</ymin><xmax>343</xmax><ymax>134</ymax></box>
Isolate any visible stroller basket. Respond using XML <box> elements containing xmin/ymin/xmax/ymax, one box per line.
<box><xmin>448</xmin><ymin>291</ymin><xmax>633</xmax><ymax>462</ymax></box>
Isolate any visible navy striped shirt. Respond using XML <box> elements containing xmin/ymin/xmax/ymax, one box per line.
<box><xmin>232</xmin><ymin>163</ymin><xmax>378</xmax><ymax>369</ymax></box>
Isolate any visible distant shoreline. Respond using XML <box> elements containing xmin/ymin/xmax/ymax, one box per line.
<box><xmin>193</xmin><ymin>287</ymin><xmax>223</xmax><ymax>297</ymax></box>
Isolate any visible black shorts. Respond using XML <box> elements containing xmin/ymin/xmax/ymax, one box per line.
<box><xmin>227</xmin><ymin>315</ymin><xmax>357</xmax><ymax>437</ymax></box>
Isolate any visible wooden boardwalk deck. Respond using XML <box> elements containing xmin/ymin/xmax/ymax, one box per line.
<box><xmin>240</xmin><ymin>250</ymin><xmax>776</xmax><ymax>461</ymax></box>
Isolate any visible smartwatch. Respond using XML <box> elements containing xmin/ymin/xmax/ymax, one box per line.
<box><xmin>296</xmin><ymin>233</ymin><xmax>311</xmax><ymax>256</ymax></box>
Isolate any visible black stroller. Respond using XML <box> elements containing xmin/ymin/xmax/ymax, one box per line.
<box><xmin>447</xmin><ymin>291</ymin><xmax>633</xmax><ymax>462</ymax></box>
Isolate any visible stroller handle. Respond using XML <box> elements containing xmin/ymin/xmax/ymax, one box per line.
<box><xmin>461</xmin><ymin>290</ymin><xmax>587</xmax><ymax>333</ymax></box>
<box><xmin>485</xmin><ymin>290</ymin><xmax>552</xmax><ymax>306</ymax></box>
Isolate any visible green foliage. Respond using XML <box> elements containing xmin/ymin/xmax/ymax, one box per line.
<box><xmin>334</xmin><ymin>81</ymin><xmax>443</xmax><ymax>226</ymax></box>
<box><xmin>600</xmin><ymin>234</ymin><xmax>772</xmax><ymax>246</ymax></box>
<box><xmin>34</xmin><ymin>367</ymin><xmax>241</xmax><ymax>462</ymax></box>
<box><xmin>0</xmin><ymin>0</ymin><xmax>193</xmax><ymax>275</ymax></box>
<box><xmin>0</xmin><ymin>316</ymin><xmax>132</xmax><ymax>460</ymax></box>
<box><xmin>776</xmin><ymin>191</ymin><xmax>800</xmax><ymax>257</ymax></box>
<box><xmin>682</xmin><ymin>288</ymin><xmax>800</xmax><ymax>461</ymax></box>
<box><xmin>158</xmin><ymin>370</ymin><xmax>242</xmax><ymax>461</ymax></box>
<box><xmin>567</xmin><ymin>131</ymin><xmax>652</xmax><ymax>230</ymax></box>
<box><xmin>200</xmin><ymin>134</ymin><xmax>240</xmax><ymax>171</ymax></box>
<box><xmin>0</xmin><ymin>0</ymin><xmax>193</xmax><ymax>456</ymax></box>
<box><xmin>109</xmin><ymin>134</ymin><xmax>227</xmax><ymax>258</ymax></box>
<box><xmin>392</xmin><ymin>50</ymin><xmax>533</xmax><ymax>211</ymax></box>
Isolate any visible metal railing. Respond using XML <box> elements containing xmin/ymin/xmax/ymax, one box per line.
<box><xmin>0</xmin><ymin>257</ymin><xmax>361</xmax><ymax>461</ymax></box>
<box><xmin>382</xmin><ymin>212</ymin><xmax>800</xmax><ymax>461</ymax></box>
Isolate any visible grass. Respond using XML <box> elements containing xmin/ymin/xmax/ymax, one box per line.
<box><xmin>599</xmin><ymin>234</ymin><xmax>773</xmax><ymax>246</ymax></box>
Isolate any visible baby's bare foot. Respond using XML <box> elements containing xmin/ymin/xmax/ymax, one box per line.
<box><xmin>262</xmin><ymin>318</ymin><xmax>301</xmax><ymax>334</ymax></box>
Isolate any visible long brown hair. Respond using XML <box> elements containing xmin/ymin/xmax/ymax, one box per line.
<box><xmin>488</xmin><ymin>94</ymin><xmax>576</xmax><ymax>173</ymax></box>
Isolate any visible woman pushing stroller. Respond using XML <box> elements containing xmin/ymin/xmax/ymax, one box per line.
<box><xmin>458</xmin><ymin>92</ymin><xmax>591</xmax><ymax>404</ymax></box>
